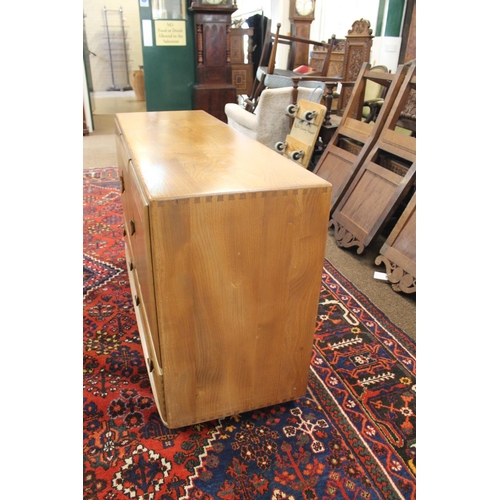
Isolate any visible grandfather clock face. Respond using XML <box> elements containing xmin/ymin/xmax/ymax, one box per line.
<box><xmin>290</xmin><ymin>0</ymin><xmax>315</xmax><ymax>20</ymax></box>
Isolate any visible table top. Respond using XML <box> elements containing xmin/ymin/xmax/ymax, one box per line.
<box><xmin>116</xmin><ymin>110</ymin><xmax>331</xmax><ymax>201</ymax></box>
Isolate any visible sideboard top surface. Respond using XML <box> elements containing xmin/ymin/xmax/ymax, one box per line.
<box><xmin>115</xmin><ymin>111</ymin><xmax>331</xmax><ymax>201</ymax></box>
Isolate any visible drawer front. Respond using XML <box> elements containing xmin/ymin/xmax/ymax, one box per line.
<box><xmin>116</xmin><ymin>129</ymin><xmax>134</xmax><ymax>247</ymax></box>
<box><xmin>115</xmin><ymin>120</ymin><xmax>131</xmax><ymax>194</ymax></box>
<box><xmin>126</xmin><ymin>244</ymin><xmax>166</xmax><ymax>423</ymax></box>
<box><xmin>125</xmin><ymin>244</ymin><xmax>161</xmax><ymax>373</ymax></box>
<box><xmin>121</xmin><ymin>165</ymin><xmax>162</xmax><ymax>367</ymax></box>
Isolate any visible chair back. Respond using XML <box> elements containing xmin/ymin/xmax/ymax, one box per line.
<box><xmin>364</xmin><ymin>65</ymin><xmax>388</xmax><ymax>102</ymax></box>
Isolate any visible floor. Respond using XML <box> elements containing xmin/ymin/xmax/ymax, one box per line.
<box><xmin>91</xmin><ymin>90</ymin><xmax>147</xmax><ymax>115</ymax></box>
<box><xmin>83</xmin><ymin>92</ymin><xmax>416</xmax><ymax>340</ymax></box>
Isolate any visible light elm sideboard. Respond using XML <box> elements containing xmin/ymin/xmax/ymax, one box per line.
<box><xmin>115</xmin><ymin>110</ymin><xmax>331</xmax><ymax>428</ymax></box>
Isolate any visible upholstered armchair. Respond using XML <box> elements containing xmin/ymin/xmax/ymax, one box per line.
<box><xmin>225</xmin><ymin>86</ymin><xmax>322</xmax><ymax>151</ymax></box>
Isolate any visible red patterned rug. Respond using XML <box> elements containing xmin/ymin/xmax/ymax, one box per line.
<box><xmin>83</xmin><ymin>167</ymin><xmax>416</xmax><ymax>500</ymax></box>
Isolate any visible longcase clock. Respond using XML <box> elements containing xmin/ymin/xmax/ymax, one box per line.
<box><xmin>289</xmin><ymin>0</ymin><xmax>316</xmax><ymax>68</ymax></box>
<box><xmin>189</xmin><ymin>0</ymin><xmax>238</xmax><ymax>122</ymax></box>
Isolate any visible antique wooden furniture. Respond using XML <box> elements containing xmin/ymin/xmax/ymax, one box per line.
<box><xmin>330</xmin><ymin>62</ymin><xmax>416</xmax><ymax>254</ymax></box>
<box><xmin>309</xmin><ymin>38</ymin><xmax>345</xmax><ymax>78</ymax></box>
<box><xmin>115</xmin><ymin>110</ymin><xmax>332</xmax><ymax>429</ymax></box>
<box><xmin>375</xmin><ymin>191</ymin><xmax>416</xmax><ymax>294</ymax></box>
<box><xmin>189</xmin><ymin>0</ymin><xmax>238</xmax><ymax>122</ymax></box>
<box><xmin>289</xmin><ymin>0</ymin><xmax>316</xmax><ymax>68</ymax></box>
<box><xmin>335</xmin><ymin>19</ymin><xmax>374</xmax><ymax>116</ymax></box>
<box><xmin>244</xmin><ymin>23</ymin><xmax>335</xmax><ymax>111</ymax></box>
<box><xmin>399</xmin><ymin>0</ymin><xmax>416</xmax><ymax>65</ymax></box>
<box><xmin>312</xmin><ymin>62</ymin><xmax>409</xmax><ymax>214</ymax></box>
<box><xmin>308</xmin><ymin>19</ymin><xmax>373</xmax><ymax>117</ymax></box>
<box><xmin>230</xmin><ymin>27</ymin><xmax>254</xmax><ymax>96</ymax></box>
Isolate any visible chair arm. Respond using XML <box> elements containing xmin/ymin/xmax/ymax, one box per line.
<box><xmin>363</xmin><ymin>98</ymin><xmax>384</xmax><ymax>106</ymax></box>
<box><xmin>224</xmin><ymin>103</ymin><xmax>259</xmax><ymax>140</ymax></box>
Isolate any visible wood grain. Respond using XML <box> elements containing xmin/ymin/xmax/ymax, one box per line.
<box><xmin>115</xmin><ymin>110</ymin><xmax>332</xmax><ymax>428</ymax></box>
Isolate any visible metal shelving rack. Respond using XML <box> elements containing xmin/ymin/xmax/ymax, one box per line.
<box><xmin>103</xmin><ymin>6</ymin><xmax>133</xmax><ymax>91</ymax></box>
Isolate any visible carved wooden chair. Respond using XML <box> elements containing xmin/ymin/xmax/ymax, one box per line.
<box><xmin>336</xmin><ymin>19</ymin><xmax>374</xmax><ymax>115</ymax></box>
<box><xmin>244</xmin><ymin>23</ymin><xmax>335</xmax><ymax>112</ymax></box>
<box><xmin>309</xmin><ymin>38</ymin><xmax>346</xmax><ymax>78</ymax></box>
<box><xmin>329</xmin><ymin>61</ymin><xmax>417</xmax><ymax>255</ymax></box>
<box><xmin>311</xmin><ymin>62</ymin><xmax>409</xmax><ymax>214</ymax></box>
<box><xmin>285</xmin><ymin>19</ymin><xmax>374</xmax><ymax>122</ymax></box>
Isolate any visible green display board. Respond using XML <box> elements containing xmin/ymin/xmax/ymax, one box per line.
<box><xmin>138</xmin><ymin>0</ymin><xmax>196</xmax><ymax>111</ymax></box>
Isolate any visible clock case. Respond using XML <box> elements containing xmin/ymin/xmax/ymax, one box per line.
<box><xmin>289</xmin><ymin>0</ymin><xmax>315</xmax><ymax>68</ymax></box>
<box><xmin>189</xmin><ymin>0</ymin><xmax>238</xmax><ymax>122</ymax></box>
<box><xmin>191</xmin><ymin>0</ymin><xmax>232</xmax><ymax>6</ymax></box>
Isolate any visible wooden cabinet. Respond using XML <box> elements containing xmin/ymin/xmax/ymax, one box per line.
<box><xmin>190</xmin><ymin>4</ymin><xmax>237</xmax><ymax>122</ymax></box>
<box><xmin>115</xmin><ymin>110</ymin><xmax>331</xmax><ymax>428</ymax></box>
<box><xmin>230</xmin><ymin>27</ymin><xmax>254</xmax><ymax>96</ymax></box>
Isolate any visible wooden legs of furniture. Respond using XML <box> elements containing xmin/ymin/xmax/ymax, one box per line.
<box><xmin>374</xmin><ymin>191</ymin><xmax>416</xmax><ymax>294</ymax></box>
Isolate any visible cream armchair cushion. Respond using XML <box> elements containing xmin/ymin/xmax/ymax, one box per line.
<box><xmin>225</xmin><ymin>86</ymin><xmax>322</xmax><ymax>151</ymax></box>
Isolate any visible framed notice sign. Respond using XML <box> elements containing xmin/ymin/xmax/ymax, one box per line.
<box><xmin>155</xmin><ymin>20</ymin><xmax>186</xmax><ymax>46</ymax></box>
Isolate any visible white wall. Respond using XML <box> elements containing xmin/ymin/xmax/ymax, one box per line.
<box><xmin>312</xmin><ymin>0</ymin><xmax>379</xmax><ymax>44</ymax></box>
<box><xmin>83</xmin><ymin>0</ymin><xmax>144</xmax><ymax>92</ymax></box>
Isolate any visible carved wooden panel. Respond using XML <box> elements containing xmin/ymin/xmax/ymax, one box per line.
<box><xmin>330</xmin><ymin>62</ymin><xmax>417</xmax><ymax>254</ymax></box>
<box><xmin>313</xmin><ymin>63</ymin><xmax>409</xmax><ymax>214</ymax></box>
<box><xmin>310</xmin><ymin>39</ymin><xmax>345</xmax><ymax>77</ymax></box>
<box><xmin>230</xmin><ymin>28</ymin><xmax>254</xmax><ymax>95</ymax></box>
<box><xmin>231</xmin><ymin>64</ymin><xmax>253</xmax><ymax>95</ymax></box>
<box><xmin>230</xmin><ymin>28</ymin><xmax>253</xmax><ymax>64</ymax></box>
<box><xmin>335</xmin><ymin>20</ymin><xmax>373</xmax><ymax>116</ymax></box>
<box><xmin>375</xmin><ymin>191</ymin><xmax>416</xmax><ymax>294</ymax></box>
<box><xmin>204</xmin><ymin>23</ymin><xmax>227</xmax><ymax>67</ymax></box>
<box><xmin>400</xmin><ymin>0</ymin><xmax>416</xmax><ymax>64</ymax></box>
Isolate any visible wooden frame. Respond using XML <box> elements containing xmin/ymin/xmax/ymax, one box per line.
<box><xmin>335</xmin><ymin>19</ymin><xmax>374</xmax><ymax>116</ymax></box>
<box><xmin>375</xmin><ymin>191</ymin><xmax>416</xmax><ymax>294</ymax></box>
<box><xmin>311</xmin><ymin>62</ymin><xmax>409</xmax><ymax>214</ymax></box>
<box><xmin>244</xmin><ymin>23</ymin><xmax>335</xmax><ymax>111</ymax></box>
<box><xmin>330</xmin><ymin>62</ymin><xmax>417</xmax><ymax>254</ymax></box>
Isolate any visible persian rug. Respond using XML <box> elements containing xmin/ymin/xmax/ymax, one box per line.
<box><xmin>83</xmin><ymin>167</ymin><xmax>416</xmax><ymax>500</ymax></box>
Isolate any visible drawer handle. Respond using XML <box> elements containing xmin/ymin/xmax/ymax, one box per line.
<box><xmin>147</xmin><ymin>358</ymin><xmax>154</xmax><ymax>373</ymax></box>
<box><xmin>129</xmin><ymin>261</ymin><xmax>134</xmax><ymax>271</ymax></box>
<box><xmin>123</xmin><ymin>228</ymin><xmax>127</xmax><ymax>237</ymax></box>
<box><xmin>135</xmin><ymin>295</ymin><xmax>140</xmax><ymax>306</ymax></box>
<box><xmin>119</xmin><ymin>175</ymin><xmax>125</xmax><ymax>193</ymax></box>
<box><xmin>130</xmin><ymin>220</ymin><xmax>136</xmax><ymax>236</ymax></box>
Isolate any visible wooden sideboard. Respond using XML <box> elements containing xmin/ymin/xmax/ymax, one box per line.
<box><xmin>115</xmin><ymin>110</ymin><xmax>332</xmax><ymax>428</ymax></box>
